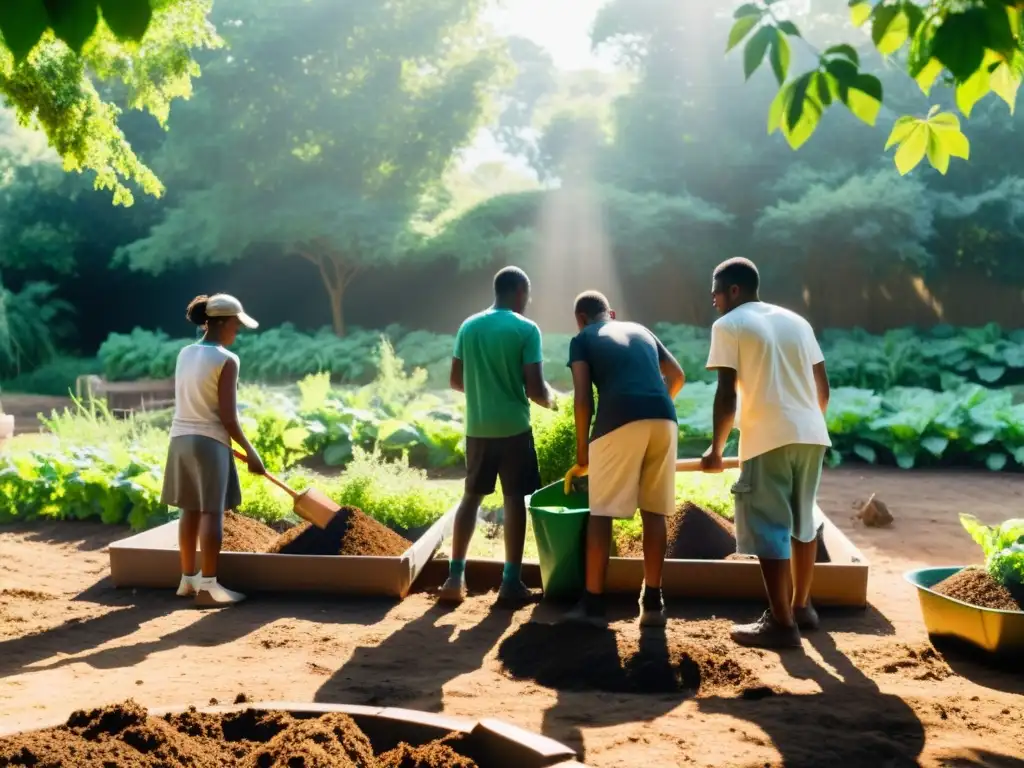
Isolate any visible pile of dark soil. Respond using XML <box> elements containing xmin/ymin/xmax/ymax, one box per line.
<box><xmin>220</xmin><ymin>512</ymin><xmax>278</xmax><ymax>553</ymax></box>
<box><xmin>614</xmin><ymin>502</ymin><xmax>737</xmax><ymax>560</ymax></box>
<box><xmin>379</xmin><ymin>734</ymin><xmax>476</xmax><ymax>768</ymax></box>
<box><xmin>0</xmin><ymin>701</ymin><xmax>479</xmax><ymax>768</ymax></box>
<box><xmin>218</xmin><ymin>507</ymin><xmax>412</xmax><ymax>557</ymax></box>
<box><xmin>497</xmin><ymin>621</ymin><xmax>762</xmax><ymax>696</ymax></box>
<box><xmin>268</xmin><ymin>507</ymin><xmax>412</xmax><ymax>557</ymax></box>
<box><xmin>932</xmin><ymin>567</ymin><xmax>1023</xmax><ymax>612</ymax></box>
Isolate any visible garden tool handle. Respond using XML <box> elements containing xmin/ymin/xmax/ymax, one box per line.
<box><xmin>675</xmin><ymin>457</ymin><xmax>740</xmax><ymax>473</ymax></box>
<box><xmin>231</xmin><ymin>449</ymin><xmax>300</xmax><ymax>500</ymax></box>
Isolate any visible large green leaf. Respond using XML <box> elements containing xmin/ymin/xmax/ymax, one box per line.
<box><xmin>98</xmin><ymin>0</ymin><xmax>152</xmax><ymax>41</ymax></box>
<box><xmin>45</xmin><ymin>0</ymin><xmax>100</xmax><ymax>54</ymax></box>
<box><xmin>931</xmin><ymin>8</ymin><xmax>989</xmax><ymax>82</ymax></box>
<box><xmin>727</xmin><ymin>15</ymin><xmax>760</xmax><ymax>52</ymax></box>
<box><xmin>850</xmin><ymin>1</ymin><xmax>873</xmax><ymax>28</ymax></box>
<box><xmin>0</xmin><ymin>0</ymin><xmax>50</xmax><ymax>62</ymax></box>
<box><xmin>744</xmin><ymin>25</ymin><xmax>776</xmax><ymax>80</ymax></box>
<box><xmin>769</xmin><ymin>30</ymin><xmax>790</xmax><ymax>85</ymax></box>
<box><xmin>843</xmin><ymin>74</ymin><xmax>883</xmax><ymax>126</ymax></box>
<box><xmin>893</xmin><ymin>124</ymin><xmax>928</xmax><ymax>174</ymax></box>
<box><xmin>955</xmin><ymin>65</ymin><xmax>991</xmax><ymax>117</ymax></box>
<box><xmin>323</xmin><ymin>440</ymin><xmax>353</xmax><ymax>467</ymax></box>
<box><xmin>872</xmin><ymin>5</ymin><xmax>909</xmax><ymax>56</ymax></box>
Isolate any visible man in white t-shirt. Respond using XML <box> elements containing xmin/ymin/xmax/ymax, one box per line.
<box><xmin>701</xmin><ymin>258</ymin><xmax>832</xmax><ymax>649</ymax></box>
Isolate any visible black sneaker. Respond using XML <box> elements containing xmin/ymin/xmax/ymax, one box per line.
<box><xmin>731</xmin><ymin>610</ymin><xmax>802</xmax><ymax>649</ymax></box>
<box><xmin>638</xmin><ymin>588</ymin><xmax>666</xmax><ymax>628</ymax></box>
<box><xmin>563</xmin><ymin>594</ymin><xmax>608</xmax><ymax>628</ymax></box>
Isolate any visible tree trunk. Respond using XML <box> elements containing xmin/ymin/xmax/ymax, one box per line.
<box><xmin>328</xmin><ymin>283</ymin><xmax>345</xmax><ymax>337</ymax></box>
<box><xmin>297</xmin><ymin>246</ymin><xmax>359</xmax><ymax>337</ymax></box>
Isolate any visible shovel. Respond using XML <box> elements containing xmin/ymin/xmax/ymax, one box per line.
<box><xmin>232</xmin><ymin>450</ymin><xmax>340</xmax><ymax>529</ymax></box>
<box><xmin>570</xmin><ymin>456</ymin><xmax>741</xmax><ymax>493</ymax></box>
<box><xmin>675</xmin><ymin>457</ymin><xmax>740</xmax><ymax>472</ymax></box>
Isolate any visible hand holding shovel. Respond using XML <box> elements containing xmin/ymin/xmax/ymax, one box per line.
<box><xmin>231</xmin><ymin>450</ymin><xmax>340</xmax><ymax>530</ymax></box>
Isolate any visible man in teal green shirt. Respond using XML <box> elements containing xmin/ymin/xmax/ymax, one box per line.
<box><xmin>440</xmin><ymin>266</ymin><xmax>557</xmax><ymax>605</ymax></box>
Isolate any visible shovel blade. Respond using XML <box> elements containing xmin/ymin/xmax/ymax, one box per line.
<box><xmin>294</xmin><ymin>487</ymin><xmax>341</xmax><ymax>530</ymax></box>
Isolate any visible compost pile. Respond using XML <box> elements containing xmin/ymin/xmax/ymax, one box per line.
<box><xmin>0</xmin><ymin>700</ymin><xmax>478</xmax><ymax>768</ymax></box>
<box><xmin>932</xmin><ymin>567</ymin><xmax>1023</xmax><ymax>612</ymax></box>
<box><xmin>221</xmin><ymin>507</ymin><xmax>411</xmax><ymax>557</ymax></box>
<box><xmin>614</xmin><ymin>502</ymin><xmax>737</xmax><ymax>560</ymax></box>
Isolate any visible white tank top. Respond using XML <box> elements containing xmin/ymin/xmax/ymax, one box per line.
<box><xmin>169</xmin><ymin>343</ymin><xmax>238</xmax><ymax>446</ymax></box>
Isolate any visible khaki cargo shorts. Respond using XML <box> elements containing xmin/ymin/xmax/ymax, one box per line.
<box><xmin>732</xmin><ymin>443</ymin><xmax>826</xmax><ymax>560</ymax></box>
<box><xmin>589</xmin><ymin>419</ymin><xmax>678</xmax><ymax>519</ymax></box>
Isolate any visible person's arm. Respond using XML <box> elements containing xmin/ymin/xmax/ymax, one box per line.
<box><xmin>570</xmin><ymin>361</ymin><xmax>594</xmax><ymax>468</ymax></box>
<box><xmin>217</xmin><ymin>358</ymin><xmax>264</xmax><ymax>475</ymax></box>
<box><xmin>701</xmin><ymin>322</ymin><xmax>739</xmax><ymax>471</ymax></box>
<box><xmin>523</xmin><ymin>323</ymin><xmax>556</xmax><ymax>409</ymax></box>
<box><xmin>654</xmin><ymin>337</ymin><xmax>685</xmax><ymax>399</ymax></box>
<box><xmin>450</xmin><ymin>357</ymin><xmax>464</xmax><ymax>393</ymax></box>
<box><xmin>451</xmin><ymin>324</ymin><xmax>465</xmax><ymax>393</ymax></box>
<box><xmin>813</xmin><ymin>361</ymin><xmax>830</xmax><ymax>414</ymax></box>
<box><xmin>807</xmin><ymin>324</ymin><xmax>829</xmax><ymax>414</ymax></box>
<box><xmin>709</xmin><ymin>367</ymin><xmax>738</xmax><ymax>457</ymax></box>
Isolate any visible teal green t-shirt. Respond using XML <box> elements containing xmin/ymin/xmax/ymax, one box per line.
<box><xmin>455</xmin><ymin>307</ymin><xmax>543</xmax><ymax>438</ymax></box>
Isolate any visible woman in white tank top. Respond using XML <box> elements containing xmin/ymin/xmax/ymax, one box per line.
<box><xmin>160</xmin><ymin>293</ymin><xmax>265</xmax><ymax>606</ymax></box>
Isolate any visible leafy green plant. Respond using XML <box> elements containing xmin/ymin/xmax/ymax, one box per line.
<box><xmin>531</xmin><ymin>396</ymin><xmax>580</xmax><ymax>486</ymax></box>
<box><xmin>288</xmin><ymin>447</ymin><xmax>459</xmax><ymax>533</ymax></box>
<box><xmin>0</xmin><ymin>356</ymin><xmax>102</xmax><ymax>396</ymax></box>
<box><xmin>0</xmin><ymin>282</ymin><xmax>76</xmax><ymax>379</ymax></box>
<box><xmin>959</xmin><ymin>514</ymin><xmax>1024</xmax><ymax>591</ymax></box>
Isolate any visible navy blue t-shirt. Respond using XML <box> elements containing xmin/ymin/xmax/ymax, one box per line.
<box><xmin>567</xmin><ymin>320</ymin><xmax>677</xmax><ymax>442</ymax></box>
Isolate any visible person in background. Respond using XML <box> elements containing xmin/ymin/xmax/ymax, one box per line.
<box><xmin>161</xmin><ymin>294</ymin><xmax>266</xmax><ymax>607</ymax></box>
<box><xmin>440</xmin><ymin>266</ymin><xmax>558</xmax><ymax>606</ymax></box>
<box><xmin>562</xmin><ymin>291</ymin><xmax>685</xmax><ymax>627</ymax></box>
<box><xmin>701</xmin><ymin>258</ymin><xmax>831</xmax><ymax>648</ymax></box>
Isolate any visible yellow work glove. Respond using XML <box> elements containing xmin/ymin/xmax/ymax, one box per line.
<box><xmin>563</xmin><ymin>464</ymin><xmax>589</xmax><ymax>495</ymax></box>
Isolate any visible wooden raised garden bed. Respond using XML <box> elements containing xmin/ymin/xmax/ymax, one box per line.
<box><xmin>108</xmin><ymin>503</ymin><xmax>457</xmax><ymax>599</ymax></box>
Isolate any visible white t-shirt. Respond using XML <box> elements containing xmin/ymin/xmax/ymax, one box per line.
<box><xmin>706</xmin><ymin>302</ymin><xmax>831</xmax><ymax>462</ymax></box>
<box><xmin>169</xmin><ymin>343</ymin><xmax>238</xmax><ymax>446</ymax></box>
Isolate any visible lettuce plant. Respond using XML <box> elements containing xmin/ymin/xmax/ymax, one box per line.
<box><xmin>959</xmin><ymin>514</ymin><xmax>1024</xmax><ymax>590</ymax></box>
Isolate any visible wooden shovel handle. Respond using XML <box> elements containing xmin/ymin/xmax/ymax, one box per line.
<box><xmin>232</xmin><ymin>449</ymin><xmax>299</xmax><ymax>500</ymax></box>
<box><xmin>675</xmin><ymin>456</ymin><xmax>740</xmax><ymax>473</ymax></box>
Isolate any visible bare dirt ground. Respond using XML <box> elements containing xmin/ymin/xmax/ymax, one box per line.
<box><xmin>1</xmin><ymin>467</ymin><xmax>1023</xmax><ymax>767</ymax></box>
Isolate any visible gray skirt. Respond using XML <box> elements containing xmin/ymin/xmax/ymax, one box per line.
<box><xmin>161</xmin><ymin>435</ymin><xmax>242</xmax><ymax>513</ymax></box>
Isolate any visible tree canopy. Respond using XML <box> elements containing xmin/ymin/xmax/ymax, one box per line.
<box><xmin>117</xmin><ymin>0</ymin><xmax>505</xmax><ymax>336</ymax></box>
<box><xmin>0</xmin><ymin>0</ymin><xmax>218</xmax><ymax>205</ymax></box>
<box><xmin>728</xmin><ymin>0</ymin><xmax>1024</xmax><ymax>175</ymax></box>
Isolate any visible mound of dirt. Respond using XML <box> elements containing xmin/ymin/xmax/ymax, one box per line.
<box><xmin>379</xmin><ymin>734</ymin><xmax>477</xmax><ymax>768</ymax></box>
<box><xmin>268</xmin><ymin>507</ymin><xmax>412</xmax><ymax>557</ymax></box>
<box><xmin>221</xmin><ymin>512</ymin><xmax>279</xmax><ymax>553</ymax></box>
<box><xmin>932</xmin><ymin>567</ymin><xmax>1023</xmax><ymax>612</ymax></box>
<box><xmin>0</xmin><ymin>701</ymin><xmax>480</xmax><ymax>768</ymax></box>
<box><xmin>615</xmin><ymin>502</ymin><xmax>737</xmax><ymax>560</ymax></box>
<box><xmin>497</xmin><ymin>621</ymin><xmax>762</xmax><ymax>696</ymax></box>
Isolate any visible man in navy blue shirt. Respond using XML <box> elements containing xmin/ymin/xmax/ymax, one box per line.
<box><xmin>563</xmin><ymin>291</ymin><xmax>685</xmax><ymax>627</ymax></box>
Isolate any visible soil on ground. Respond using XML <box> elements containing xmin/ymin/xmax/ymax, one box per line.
<box><xmin>218</xmin><ymin>507</ymin><xmax>412</xmax><ymax>557</ymax></box>
<box><xmin>3</xmin><ymin>467</ymin><xmax>1024</xmax><ymax>767</ymax></box>
<box><xmin>932</xmin><ymin>567</ymin><xmax>1024</xmax><ymax>612</ymax></box>
<box><xmin>497</xmin><ymin>619</ymin><xmax>762</xmax><ymax>696</ymax></box>
<box><xmin>0</xmin><ymin>701</ymin><xmax>475</xmax><ymax>768</ymax></box>
<box><xmin>267</xmin><ymin>507</ymin><xmax>412</xmax><ymax>557</ymax></box>
<box><xmin>615</xmin><ymin>502</ymin><xmax>737</xmax><ymax>560</ymax></box>
<box><xmin>220</xmin><ymin>513</ymin><xmax>279</xmax><ymax>554</ymax></box>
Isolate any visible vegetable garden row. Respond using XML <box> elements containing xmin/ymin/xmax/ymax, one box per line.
<box><xmin>2</xmin><ymin>337</ymin><xmax>1022</xmax><ymax>540</ymax></box>
<box><xmin>94</xmin><ymin>322</ymin><xmax>1024</xmax><ymax>392</ymax></box>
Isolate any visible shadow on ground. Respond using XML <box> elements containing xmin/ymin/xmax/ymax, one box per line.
<box><xmin>0</xmin><ymin>577</ymin><xmax>393</xmax><ymax>678</ymax></box>
<box><xmin>314</xmin><ymin>598</ymin><xmax>517</xmax><ymax>710</ymax></box>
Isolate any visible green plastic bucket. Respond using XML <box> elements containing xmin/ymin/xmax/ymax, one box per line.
<box><xmin>528</xmin><ymin>480</ymin><xmax>590</xmax><ymax>600</ymax></box>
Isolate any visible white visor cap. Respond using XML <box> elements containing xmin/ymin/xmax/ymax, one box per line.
<box><xmin>205</xmin><ymin>294</ymin><xmax>259</xmax><ymax>329</ymax></box>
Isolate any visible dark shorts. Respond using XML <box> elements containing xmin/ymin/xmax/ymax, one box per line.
<box><xmin>465</xmin><ymin>430</ymin><xmax>541</xmax><ymax>497</ymax></box>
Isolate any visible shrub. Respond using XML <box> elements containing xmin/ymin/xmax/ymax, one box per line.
<box><xmin>288</xmin><ymin>447</ymin><xmax>459</xmax><ymax>532</ymax></box>
<box><xmin>0</xmin><ymin>356</ymin><xmax>102</xmax><ymax>396</ymax></box>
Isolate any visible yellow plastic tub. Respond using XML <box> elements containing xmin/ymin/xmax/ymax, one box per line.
<box><xmin>905</xmin><ymin>566</ymin><xmax>1024</xmax><ymax>655</ymax></box>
